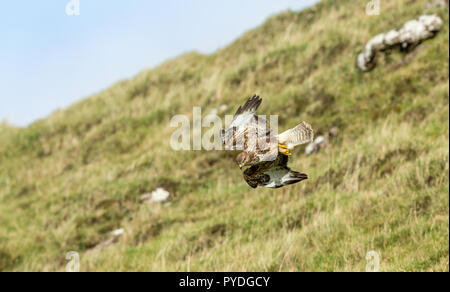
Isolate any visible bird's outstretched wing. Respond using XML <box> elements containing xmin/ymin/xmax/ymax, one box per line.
<box><xmin>243</xmin><ymin>154</ymin><xmax>308</xmax><ymax>188</ymax></box>
<box><xmin>222</xmin><ymin>95</ymin><xmax>270</xmax><ymax>150</ymax></box>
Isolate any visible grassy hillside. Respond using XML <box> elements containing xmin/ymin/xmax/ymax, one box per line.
<box><xmin>0</xmin><ymin>0</ymin><xmax>448</xmax><ymax>271</ymax></box>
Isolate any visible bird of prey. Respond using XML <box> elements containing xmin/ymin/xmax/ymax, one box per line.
<box><xmin>221</xmin><ymin>95</ymin><xmax>313</xmax><ymax>188</ymax></box>
<box><xmin>243</xmin><ymin>153</ymin><xmax>308</xmax><ymax>188</ymax></box>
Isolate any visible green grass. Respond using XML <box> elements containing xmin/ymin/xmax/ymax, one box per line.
<box><xmin>0</xmin><ymin>0</ymin><xmax>448</xmax><ymax>271</ymax></box>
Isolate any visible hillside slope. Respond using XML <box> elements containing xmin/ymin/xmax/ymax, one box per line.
<box><xmin>0</xmin><ymin>0</ymin><xmax>448</xmax><ymax>271</ymax></box>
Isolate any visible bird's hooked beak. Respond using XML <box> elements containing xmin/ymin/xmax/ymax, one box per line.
<box><xmin>239</xmin><ymin>164</ymin><xmax>244</xmax><ymax>170</ymax></box>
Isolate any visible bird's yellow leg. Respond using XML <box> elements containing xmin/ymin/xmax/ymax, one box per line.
<box><xmin>278</xmin><ymin>143</ymin><xmax>292</xmax><ymax>156</ymax></box>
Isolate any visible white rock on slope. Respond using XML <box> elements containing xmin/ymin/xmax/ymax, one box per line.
<box><xmin>140</xmin><ymin>188</ymin><xmax>170</xmax><ymax>203</ymax></box>
<box><xmin>357</xmin><ymin>15</ymin><xmax>443</xmax><ymax>71</ymax></box>
<box><xmin>305</xmin><ymin>136</ymin><xmax>327</xmax><ymax>155</ymax></box>
<box><xmin>111</xmin><ymin>228</ymin><xmax>125</xmax><ymax>237</ymax></box>
<box><xmin>151</xmin><ymin>188</ymin><xmax>170</xmax><ymax>202</ymax></box>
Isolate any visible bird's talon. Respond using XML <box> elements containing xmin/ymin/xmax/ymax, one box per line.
<box><xmin>280</xmin><ymin>149</ymin><xmax>292</xmax><ymax>156</ymax></box>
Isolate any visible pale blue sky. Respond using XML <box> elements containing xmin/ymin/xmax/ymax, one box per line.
<box><xmin>0</xmin><ymin>0</ymin><xmax>317</xmax><ymax>126</ymax></box>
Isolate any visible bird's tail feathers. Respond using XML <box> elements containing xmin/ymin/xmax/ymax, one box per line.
<box><xmin>283</xmin><ymin>171</ymin><xmax>308</xmax><ymax>185</ymax></box>
<box><xmin>277</xmin><ymin>121</ymin><xmax>314</xmax><ymax>150</ymax></box>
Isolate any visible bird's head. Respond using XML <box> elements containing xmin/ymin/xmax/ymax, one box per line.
<box><xmin>236</xmin><ymin>152</ymin><xmax>255</xmax><ymax>170</ymax></box>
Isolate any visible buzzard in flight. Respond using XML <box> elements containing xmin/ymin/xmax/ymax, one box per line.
<box><xmin>222</xmin><ymin>95</ymin><xmax>313</xmax><ymax>188</ymax></box>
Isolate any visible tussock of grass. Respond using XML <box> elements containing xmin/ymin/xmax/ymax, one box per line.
<box><xmin>0</xmin><ymin>0</ymin><xmax>448</xmax><ymax>271</ymax></box>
